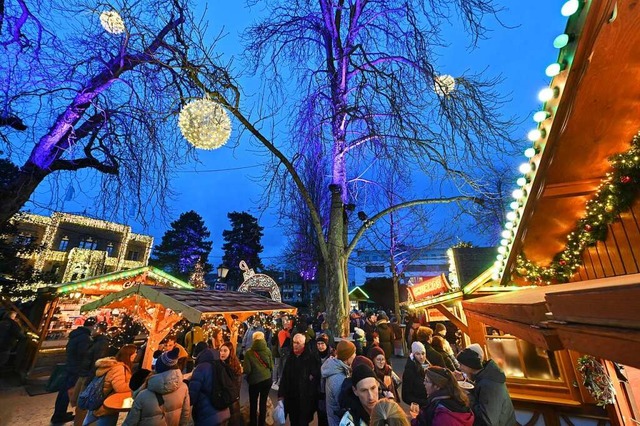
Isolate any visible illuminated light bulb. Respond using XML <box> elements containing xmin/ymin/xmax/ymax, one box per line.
<box><xmin>506</xmin><ymin>211</ymin><xmax>518</xmax><ymax>221</ymax></box>
<box><xmin>516</xmin><ymin>177</ymin><xmax>527</xmax><ymax>187</ymax></box>
<box><xmin>527</xmin><ymin>129</ymin><xmax>543</xmax><ymax>142</ymax></box>
<box><xmin>505</xmin><ymin>222</ymin><xmax>514</xmax><ymax>230</ymax></box>
<box><xmin>561</xmin><ymin>0</ymin><xmax>580</xmax><ymax>17</ymax></box>
<box><xmin>510</xmin><ymin>201</ymin><xmax>520</xmax><ymax>210</ymax></box>
<box><xmin>498</xmin><ymin>246</ymin><xmax>507</xmax><ymax>254</ymax></box>
<box><xmin>496</xmin><ymin>256</ymin><xmax>503</xmax><ymax>263</ymax></box>
<box><xmin>524</xmin><ymin>147</ymin><xmax>537</xmax><ymax>158</ymax></box>
<box><xmin>519</xmin><ymin>163</ymin><xmax>533</xmax><ymax>174</ymax></box>
<box><xmin>500</xmin><ymin>239</ymin><xmax>509</xmax><ymax>246</ymax></box>
<box><xmin>501</xmin><ymin>230</ymin><xmax>512</xmax><ymax>239</ymax></box>
<box><xmin>533</xmin><ymin>111</ymin><xmax>550</xmax><ymax>123</ymax></box>
<box><xmin>545</xmin><ymin>63</ymin><xmax>563</xmax><ymax>77</ymax></box>
<box><xmin>512</xmin><ymin>188</ymin><xmax>524</xmax><ymax>199</ymax></box>
<box><xmin>553</xmin><ymin>34</ymin><xmax>570</xmax><ymax>49</ymax></box>
<box><xmin>492</xmin><ymin>273</ymin><xmax>500</xmax><ymax>281</ymax></box>
<box><xmin>538</xmin><ymin>87</ymin><xmax>555</xmax><ymax>102</ymax></box>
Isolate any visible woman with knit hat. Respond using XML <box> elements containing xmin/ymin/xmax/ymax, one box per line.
<box><xmin>122</xmin><ymin>347</ymin><xmax>192</xmax><ymax>426</ymax></box>
<box><xmin>242</xmin><ymin>331</ymin><xmax>273</xmax><ymax>426</ymax></box>
<box><xmin>368</xmin><ymin>346</ymin><xmax>400</xmax><ymax>401</ymax></box>
<box><xmin>410</xmin><ymin>366</ymin><xmax>474</xmax><ymax>426</ymax></box>
<box><xmin>322</xmin><ymin>339</ymin><xmax>356</xmax><ymax>426</ymax></box>
<box><xmin>401</xmin><ymin>342</ymin><xmax>430</xmax><ymax>409</ymax></box>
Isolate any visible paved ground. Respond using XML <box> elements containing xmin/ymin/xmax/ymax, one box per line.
<box><xmin>0</xmin><ymin>356</ymin><xmax>409</xmax><ymax>426</ymax></box>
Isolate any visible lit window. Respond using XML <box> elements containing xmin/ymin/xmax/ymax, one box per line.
<box><xmin>78</xmin><ymin>236</ymin><xmax>98</xmax><ymax>250</ymax></box>
<box><xmin>58</xmin><ymin>236</ymin><xmax>69</xmax><ymax>251</ymax></box>
<box><xmin>106</xmin><ymin>243</ymin><xmax>114</xmax><ymax>256</ymax></box>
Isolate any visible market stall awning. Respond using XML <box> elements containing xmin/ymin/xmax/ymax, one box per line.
<box><xmin>80</xmin><ymin>283</ymin><xmax>297</xmax><ymax>323</ymax></box>
<box><xmin>348</xmin><ymin>286</ymin><xmax>370</xmax><ymax>302</ymax></box>
<box><xmin>50</xmin><ymin>266</ymin><xmax>192</xmax><ymax>294</ymax></box>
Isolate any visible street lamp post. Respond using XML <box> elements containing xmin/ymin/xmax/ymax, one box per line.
<box><xmin>214</xmin><ymin>265</ymin><xmax>229</xmax><ymax>291</ymax></box>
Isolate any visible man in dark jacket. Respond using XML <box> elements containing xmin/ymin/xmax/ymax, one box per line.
<box><xmin>50</xmin><ymin>317</ymin><xmax>97</xmax><ymax>424</ymax></box>
<box><xmin>375</xmin><ymin>313</ymin><xmax>395</xmax><ymax>361</ymax></box>
<box><xmin>0</xmin><ymin>310</ymin><xmax>25</xmax><ymax>367</ymax></box>
<box><xmin>362</xmin><ymin>312</ymin><xmax>377</xmax><ymax>348</ymax></box>
<box><xmin>457</xmin><ymin>347</ymin><xmax>516</xmax><ymax>426</ymax></box>
<box><xmin>278</xmin><ymin>332</ymin><xmax>321</xmax><ymax>426</ymax></box>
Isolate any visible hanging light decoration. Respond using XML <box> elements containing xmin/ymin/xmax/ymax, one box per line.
<box><xmin>434</xmin><ymin>75</ymin><xmax>456</xmax><ymax>96</ymax></box>
<box><xmin>178</xmin><ymin>99</ymin><xmax>232</xmax><ymax>150</ymax></box>
<box><xmin>100</xmin><ymin>11</ymin><xmax>126</xmax><ymax>34</ymax></box>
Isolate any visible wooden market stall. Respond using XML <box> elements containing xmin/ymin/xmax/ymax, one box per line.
<box><xmin>459</xmin><ymin>1</ymin><xmax>640</xmax><ymax>424</ymax></box>
<box><xmin>80</xmin><ymin>284</ymin><xmax>297</xmax><ymax>369</ymax></box>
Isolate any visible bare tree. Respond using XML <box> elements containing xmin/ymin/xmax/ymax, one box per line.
<box><xmin>0</xmin><ymin>0</ymin><xmax>234</xmax><ymax>225</ymax></box>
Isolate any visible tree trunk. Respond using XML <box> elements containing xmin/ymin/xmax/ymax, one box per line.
<box><xmin>326</xmin><ymin>188</ymin><xmax>350</xmax><ymax>337</ymax></box>
<box><xmin>0</xmin><ymin>163</ymin><xmax>48</xmax><ymax>225</ymax></box>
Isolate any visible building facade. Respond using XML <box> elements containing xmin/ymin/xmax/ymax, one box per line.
<box><xmin>12</xmin><ymin>212</ymin><xmax>153</xmax><ymax>282</ymax></box>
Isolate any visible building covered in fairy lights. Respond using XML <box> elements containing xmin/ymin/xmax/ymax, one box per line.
<box><xmin>11</xmin><ymin>211</ymin><xmax>153</xmax><ymax>283</ymax></box>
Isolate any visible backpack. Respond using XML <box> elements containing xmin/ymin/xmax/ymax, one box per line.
<box><xmin>77</xmin><ymin>374</ymin><xmax>107</xmax><ymax>411</ymax></box>
<box><xmin>210</xmin><ymin>362</ymin><xmax>235</xmax><ymax>410</ymax></box>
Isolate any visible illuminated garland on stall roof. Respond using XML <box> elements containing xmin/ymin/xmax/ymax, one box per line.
<box><xmin>515</xmin><ymin>131</ymin><xmax>640</xmax><ymax>284</ymax></box>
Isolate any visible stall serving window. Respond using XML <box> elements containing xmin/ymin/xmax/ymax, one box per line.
<box><xmin>485</xmin><ymin>326</ymin><xmax>561</xmax><ymax>381</ymax></box>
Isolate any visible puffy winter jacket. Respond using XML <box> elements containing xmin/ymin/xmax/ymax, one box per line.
<box><xmin>471</xmin><ymin>360</ymin><xmax>516</xmax><ymax>426</ymax></box>
<box><xmin>321</xmin><ymin>357</ymin><xmax>350</xmax><ymax>426</ymax></box>
<box><xmin>122</xmin><ymin>368</ymin><xmax>192</xmax><ymax>426</ymax></box>
<box><xmin>188</xmin><ymin>349</ymin><xmax>228</xmax><ymax>425</ymax></box>
<box><xmin>65</xmin><ymin>326</ymin><xmax>92</xmax><ymax>374</ymax></box>
<box><xmin>93</xmin><ymin>357</ymin><xmax>132</xmax><ymax>417</ymax></box>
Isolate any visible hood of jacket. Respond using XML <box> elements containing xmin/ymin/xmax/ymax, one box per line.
<box><xmin>147</xmin><ymin>368</ymin><xmax>184</xmax><ymax>395</ymax></box>
<box><xmin>68</xmin><ymin>326</ymin><xmax>91</xmax><ymax>340</ymax></box>
<box><xmin>435</xmin><ymin>405</ymin><xmax>474</xmax><ymax>425</ymax></box>
<box><xmin>376</xmin><ymin>320</ymin><xmax>389</xmax><ymax>328</ymax></box>
<box><xmin>95</xmin><ymin>357</ymin><xmax>120</xmax><ymax>377</ymax></box>
<box><xmin>195</xmin><ymin>348</ymin><xmax>218</xmax><ymax>365</ymax></box>
<box><xmin>475</xmin><ymin>359</ymin><xmax>506</xmax><ymax>384</ymax></box>
<box><xmin>321</xmin><ymin>356</ymin><xmax>350</xmax><ymax>379</ymax></box>
<box><xmin>251</xmin><ymin>337</ymin><xmax>268</xmax><ymax>351</ymax></box>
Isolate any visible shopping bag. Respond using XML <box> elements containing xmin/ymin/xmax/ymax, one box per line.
<box><xmin>45</xmin><ymin>363</ymin><xmax>67</xmax><ymax>392</ymax></box>
<box><xmin>273</xmin><ymin>400</ymin><xmax>286</xmax><ymax>426</ymax></box>
<box><xmin>265</xmin><ymin>396</ymin><xmax>275</xmax><ymax>426</ymax></box>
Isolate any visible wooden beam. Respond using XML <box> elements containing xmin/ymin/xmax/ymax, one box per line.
<box><xmin>0</xmin><ymin>294</ymin><xmax>38</xmax><ymax>334</ymax></box>
<box><xmin>433</xmin><ymin>303</ymin><xmax>468</xmax><ymax>335</ymax></box>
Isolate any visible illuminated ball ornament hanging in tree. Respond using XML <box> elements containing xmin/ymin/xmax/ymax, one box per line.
<box><xmin>100</xmin><ymin>11</ymin><xmax>126</xmax><ymax>34</ymax></box>
<box><xmin>178</xmin><ymin>99</ymin><xmax>232</xmax><ymax>150</ymax></box>
<box><xmin>434</xmin><ymin>75</ymin><xmax>456</xmax><ymax>97</ymax></box>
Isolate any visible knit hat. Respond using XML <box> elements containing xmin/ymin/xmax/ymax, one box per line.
<box><xmin>316</xmin><ymin>333</ymin><xmax>329</xmax><ymax>344</ymax></box>
<box><xmin>368</xmin><ymin>346</ymin><xmax>385</xmax><ymax>361</ymax></box>
<box><xmin>84</xmin><ymin>317</ymin><xmax>97</xmax><ymax>327</ymax></box>
<box><xmin>336</xmin><ymin>340</ymin><xmax>356</xmax><ymax>361</ymax></box>
<box><xmin>352</xmin><ymin>355</ymin><xmax>374</xmax><ymax>370</ymax></box>
<box><xmin>156</xmin><ymin>347</ymin><xmax>180</xmax><ymax>373</ymax></box>
<box><xmin>411</xmin><ymin>341</ymin><xmax>426</xmax><ymax>355</ymax></box>
<box><xmin>354</xmin><ymin>327</ymin><xmax>365</xmax><ymax>338</ymax></box>
<box><xmin>351</xmin><ymin>364</ymin><xmax>376</xmax><ymax>387</ymax></box>
<box><xmin>252</xmin><ymin>331</ymin><xmax>265</xmax><ymax>341</ymax></box>
<box><xmin>457</xmin><ymin>348</ymin><xmax>483</xmax><ymax>370</ymax></box>
<box><xmin>434</xmin><ymin>323</ymin><xmax>447</xmax><ymax>336</ymax></box>
<box><xmin>467</xmin><ymin>343</ymin><xmax>485</xmax><ymax>361</ymax></box>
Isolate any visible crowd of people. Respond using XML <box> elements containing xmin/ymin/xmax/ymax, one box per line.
<box><xmin>45</xmin><ymin>309</ymin><xmax>516</xmax><ymax>426</ymax></box>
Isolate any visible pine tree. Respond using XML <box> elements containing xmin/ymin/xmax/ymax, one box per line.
<box><xmin>221</xmin><ymin>212</ymin><xmax>265</xmax><ymax>289</ymax></box>
<box><xmin>151</xmin><ymin>211</ymin><xmax>213</xmax><ymax>280</ymax></box>
<box><xmin>189</xmin><ymin>258</ymin><xmax>207</xmax><ymax>289</ymax></box>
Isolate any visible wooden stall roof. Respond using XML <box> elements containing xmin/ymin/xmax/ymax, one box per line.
<box><xmin>80</xmin><ymin>284</ymin><xmax>297</xmax><ymax>323</ymax></box>
<box><xmin>348</xmin><ymin>286</ymin><xmax>370</xmax><ymax>302</ymax></box>
<box><xmin>50</xmin><ymin>266</ymin><xmax>192</xmax><ymax>294</ymax></box>
<box><xmin>502</xmin><ymin>0</ymin><xmax>640</xmax><ymax>281</ymax></box>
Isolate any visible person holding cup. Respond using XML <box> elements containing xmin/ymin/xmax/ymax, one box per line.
<box><xmin>401</xmin><ymin>342</ymin><xmax>430</xmax><ymax>408</ymax></box>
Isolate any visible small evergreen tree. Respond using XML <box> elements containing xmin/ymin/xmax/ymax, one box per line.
<box><xmin>221</xmin><ymin>212</ymin><xmax>265</xmax><ymax>289</ymax></box>
<box><xmin>151</xmin><ymin>211</ymin><xmax>213</xmax><ymax>279</ymax></box>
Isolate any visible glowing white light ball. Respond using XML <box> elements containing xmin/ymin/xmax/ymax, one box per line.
<box><xmin>178</xmin><ymin>99</ymin><xmax>232</xmax><ymax>150</ymax></box>
<box><xmin>434</xmin><ymin>75</ymin><xmax>456</xmax><ymax>96</ymax></box>
<box><xmin>100</xmin><ymin>11</ymin><xmax>126</xmax><ymax>34</ymax></box>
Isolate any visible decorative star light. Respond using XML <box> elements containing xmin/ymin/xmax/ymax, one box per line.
<box><xmin>100</xmin><ymin>11</ymin><xmax>126</xmax><ymax>34</ymax></box>
<box><xmin>178</xmin><ymin>99</ymin><xmax>232</xmax><ymax>150</ymax></box>
<box><xmin>434</xmin><ymin>74</ymin><xmax>456</xmax><ymax>97</ymax></box>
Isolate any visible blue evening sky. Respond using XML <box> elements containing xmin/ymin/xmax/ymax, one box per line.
<box><xmin>25</xmin><ymin>1</ymin><xmax>568</xmax><ymax>268</ymax></box>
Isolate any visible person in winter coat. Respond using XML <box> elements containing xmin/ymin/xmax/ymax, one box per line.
<box><xmin>220</xmin><ymin>341</ymin><xmax>243</xmax><ymax>426</ymax></box>
<box><xmin>51</xmin><ymin>316</ymin><xmax>96</xmax><ymax>424</ymax></box>
<box><xmin>278</xmin><ymin>333</ymin><xmax>321</xmax><ymax>426</ymax></box>
<box><xmin>123</xmin><ymin>347</ymin><xmax>192</xmax><ymax>426</ymax></box>
<box><xmin>410</xmin><ymin>366</ymin><xmax>474</xmax><ymax>426</ymax></box>
<box><xmin>0</xmin><ymin>310</ymin><xmax>25</xmax><ymax>367</ymax></box>
<box><xmin>456</xmin><ymin>348</ymin><xmax>516</xmax><ymax>426</ymax></box>
<box><xmin>368</xmin><ymin>346</ymin><xmax>400</xmax><ymax>401</ymax></box>
<box><xmin>353</xmin><ymin>328</ymin><xmax>366</xmax><ymax>356</ymax></box>
<box><xmin>375</xmin><ymin>313</ymin><xmax>395</xmax><ymax>361</ymax></box>
<box><xmin>339</xmin><ymin>364</ymin><xmax>379</xmax><ymax>426</ymax></box>
<box><xmin>316</xmin><ymin>334</ymin><xmax>335</xmax><ymax>426</ymax></box>
<box><xmin>337</xmin><ymin>356</ymin><xmax>375</xmax><ymax>417</ymax></box>
<box><xmin>431</xmin><ymin>336</ymin><xmax>457</xmax><ymax>372</ymax></box>
<box><xmin>242</xmin><ymin>331</ymin><xmax>273</xmax><ymax>426</ymax></box>
<box><xmin>402</xmin><ymin>342</ymin><xmax>430</xmax><ymax>408</ymax></box>
<box><xmin>321</xmin><ymin>340</ymin><xmax>356</xmax><ymax>426</ymax></box>
<box><xmin>84</xmin><ymin>344</ymin><xmax>137</xmax><ymax>426</ymax></box>
<box><xmin>187</xmin><ymin>347</ymin><xmax>229</xmax><ymax>425</ymax></box>
<box><xmin>416</xmin><ymin>327</ymin><xmax>447</xmax><ymax>369</ymax></box>
<box><xmin>362</xmin><ymin>312</ymin><xmax>378</xmax><ymax>349</ymax></box>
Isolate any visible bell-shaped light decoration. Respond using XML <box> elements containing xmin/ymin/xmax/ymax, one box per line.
<box><xmin>434</xmin><ymin>75</ymin><xmax>456</xmax><ymax>97</ymax></box>
<box><xmin>178</xmin><ymin>99</ymin><xmax>232</xmax><ymax>150</ymax></box>
<box><xmin>100</xmin><ymin>11</ymin><xmax>126</xmax><ymax>34</ymax></box>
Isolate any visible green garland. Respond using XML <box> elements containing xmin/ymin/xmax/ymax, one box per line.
<box><xmin>577</xmin><ymin>355</ymin><xmax>615</xmax><ymax>407</ymax></box>
<box><xmin>515</xmin><ymin>131</ymin><xmax>640</xmax><ymax>284</ymax></box>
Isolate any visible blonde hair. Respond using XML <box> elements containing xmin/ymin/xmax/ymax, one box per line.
<box><xmin>369</xmin><ymin>399</ymin><xmax>410</xmax><ymax>426</ymax></box>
